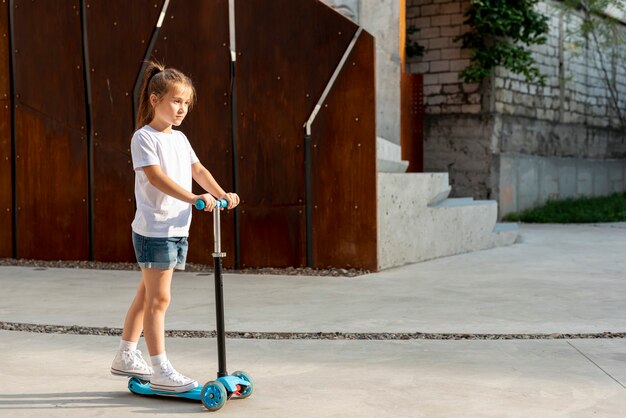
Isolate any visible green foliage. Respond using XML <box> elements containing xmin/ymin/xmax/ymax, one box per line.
<box><xmin>455</xmin><ymin>0</ymin><xmax>549</xmax><ymax>84</ymax></box>
<box><xmin>406</xmin><ymin>25</ymin><xmax>425</xmax><ymax>58</ymax></box>
<box><xmin>503</xmin><ymin>193</ymin><xmax>626</xmax><ymax>223</ymax></box>
<box><xmin>560</xmin><ymin>0</ymin><xmax>626</xmax><ymax>130</ymax></box>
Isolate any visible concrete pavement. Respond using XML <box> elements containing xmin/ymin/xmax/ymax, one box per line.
<box><xmin>1</xmin><ymin>223</ymin><xmax>626</xmax><ymax>416</ymax></box>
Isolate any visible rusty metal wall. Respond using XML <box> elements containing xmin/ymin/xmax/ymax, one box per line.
<box><xmin>12</xmin><ymin>0</ymin><xmax>90</xmax><ymax>260</ymax></box>
<box><xmin>0</xmin><ymin>1</ymin><xmax>11</xmax><ymax>257</ymax></box>
<box><xmin>151</xmin><ymin>0</ymin><xmax>235</xmax><ymax>267</ymax></box>
<box><xmin>87</xmin><ymin>0</ymin><xmax>165</xmax><ymax>262</ymax></box>
<box><xmin>310</xmin><ymin>31</ymin><xmax>377</xmax><ymax>271</ymax></box>
<box><xmin>2</xmin><ymin>0</ymin><xmax>378</xmax><ymax>270</ymax></box>
<box><xmin>401</xmin><ymin>72</ymin><xmax>424</xmax><ymax>173</ymax></box>
<box><xmin>234</xmin><ymin>0</ymin><xmax>374</xmax><ymax>268</ymax></box>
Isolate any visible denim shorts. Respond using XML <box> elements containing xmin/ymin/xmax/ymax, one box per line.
<box><xmin>132</xmin><ymin>232</ymin><xmax>188</xmax><ymax>270</ymax></box>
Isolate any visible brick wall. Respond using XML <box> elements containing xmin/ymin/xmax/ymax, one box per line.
<box><xmin>406</xmin><ymin>0</ymin><xmax>626</xmax><ymax>212</ymax></box>
<box><xmin>406</xmin><ymin>0</ymin><xmax>481</xmax><ymax>115</ymax></box>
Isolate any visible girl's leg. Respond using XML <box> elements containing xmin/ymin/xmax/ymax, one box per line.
<box><xmin>121</xmin><ymin>280</ymin><xmax>146</xmax><ymax>342</ymax></box>
<box><xmin>141</xmin><ymin>267</ymin><xmax>174</xmax><ymax>356</ymax></box>
<box><xmin>141</xmin><ymin>267</ymin><xmax>198</xmax><ymax>392</ymax></box>
<box><xmin>111</xmin><ymin>276</ymin><xmax>153</xmax><ymax>380</ymax></box>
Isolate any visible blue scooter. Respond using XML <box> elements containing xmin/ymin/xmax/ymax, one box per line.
<box><xmin>128</xmin><ymin>199</ymin><xmax>253</xmax><ymax>411</ymax></box>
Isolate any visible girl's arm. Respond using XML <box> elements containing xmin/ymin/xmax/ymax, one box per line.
<box><xmin>191</xmin><ymin>162</ymin><xmax>240</xmax><ymax>209</ymax></box>
<box><xmin>142</xmin><ymin>164</ymin><xmax>216</xmax><ymax>209</ymax></box>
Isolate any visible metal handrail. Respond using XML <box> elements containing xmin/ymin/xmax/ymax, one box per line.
<box><xmin>303</xmin><ymin>26</ymin><xmax>363</xmax><ymax>267</ymax></box>
<box><xmin>304</xmin><ymin>27</ymin><xmax>363</xmax><ymax>136</ymax></box>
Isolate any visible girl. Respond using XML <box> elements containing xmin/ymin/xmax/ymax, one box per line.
<box><xmin>110</xmin><ymin>61</ymin><xmax>239</xmax><ymax>393</ymax></box>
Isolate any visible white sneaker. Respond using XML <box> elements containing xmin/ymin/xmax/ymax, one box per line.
<box><xmin>150</xmin><ymin>362</ymin><xmax>198</xmax><ymax>393</ymax></box>
<box><xmin>110</xmin><ymin>349</ymin><xmax>153</xmax><ymax>381</ymax></box>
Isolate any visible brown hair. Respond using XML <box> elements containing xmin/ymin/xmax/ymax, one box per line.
<box><xmin>135</xmin><ymin>61</ymin><xmax>197</xmax><ymax>128</ymax></box>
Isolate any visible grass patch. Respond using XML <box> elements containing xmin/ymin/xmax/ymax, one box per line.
<box><xmin>503</xmin><ymin>192</ymin><xmax>626</xmax><ymax>223</ymax></box>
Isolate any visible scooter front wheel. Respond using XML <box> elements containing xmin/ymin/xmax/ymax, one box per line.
<box><xmin>232</xmin><ymin>370</ymin><xmax>253</xmax><ymax>398</ymax></box>
<box><xmin>201</xmin><ymin>380</ymin><xmax>227</xmax><ymax>411</ymax></box>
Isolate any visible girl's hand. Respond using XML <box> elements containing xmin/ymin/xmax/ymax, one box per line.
<box><xmin>220</xmin><ymin>192</ymin><xmax>240</xmax><ymax>209</ymax></box>
<box><xmin>196</xmin><ymin>194</ymin><xmax>217</xmax><ymax>212</ymax></box>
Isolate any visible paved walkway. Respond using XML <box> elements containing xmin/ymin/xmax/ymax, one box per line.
<box><xmin>1</xmin><ymin>223</ymin><xmax>625</xmax><ymax>417</ymax></box>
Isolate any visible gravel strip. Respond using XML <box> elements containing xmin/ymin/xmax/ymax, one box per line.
<box><xmin>0</xmin><ymin>258</ymin><xmax>368</xmax><ymax>277</ymax></box>
<box><xmin>2</xmin><ymin>322</ymin><xmax>625</xmax><ymax>340</ymax></box>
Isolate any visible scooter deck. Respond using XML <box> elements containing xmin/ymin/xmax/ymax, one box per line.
<box><xmin>128</xmin><ymin>377</ymin><xmax>202</xmax><ymax>400</ymax></box>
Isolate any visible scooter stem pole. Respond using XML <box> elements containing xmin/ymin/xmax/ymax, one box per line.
<box><xmin>213</xmin><ymin>207</ymin><xmax>228</xmax><ymax>378</ymax></box>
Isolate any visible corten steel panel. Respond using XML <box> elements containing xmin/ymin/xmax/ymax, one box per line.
<box><xmin>12</xmin><ymin>0</ymin><xmax>89</xmax><ymax>259</ymax></box>
<box><xmin>151</xmin><ymin>0</ymin><xmax>234</xmax><ymax>266</ymax></box>
<box><xmin>0</xmin><ymin>105</ymin><xmax>11</xmax><ymax>257</ymax></box>
<box><xmin>14</xmin><ymin>109</ymin><xmax>89</xmax><ymax>260</ymax></box>
<box><xmin>401</xmin><ymin>72</ymin><xmax>424</xmax><ymax>172</ymax></box>
<box><xmin>0</xmin><ymin>1</ymin><xmax>12</xmax><ymax>257</ymax></box>
<box><xmin>238</xmin><ymin>206</ymin><xmax>305</xmax><ymax>268</ymax></box>
<box><xmin>12</xmin><ymin>0</ymin><xmax>85</xmax><ymax>130</ymax></box>
<box><xmin>86</xmin><ymin>1</ymin><xmax>165</xmax><ymax>262</ymax></box>
<box><xmin>0</xmin><ymin>0</ymin><xmax>9</xmax><ymax>93</ymax></box>
<box><xmin>234</xmin><ymin>0</ymin><xmax>358</xmax><ymax>267</ymax></box>
<box><xmin>310</xmin><ymin>32</ymin><xmax>377</xmax><ymax>271</ymax></box>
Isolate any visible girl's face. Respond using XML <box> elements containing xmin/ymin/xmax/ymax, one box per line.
<box><xmin>150</xmin><ymin>83</ymin><xmax>193</xmax><ymax>130</ymax></box>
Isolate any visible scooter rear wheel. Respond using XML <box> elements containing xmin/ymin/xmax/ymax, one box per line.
<box><xmin>201</xmin><ymin>380</ymin><xmax>227</xmax><ymax>411</ymax></box>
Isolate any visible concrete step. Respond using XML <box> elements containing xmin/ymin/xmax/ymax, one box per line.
<box><xmin>377</xmin><ymin>158</ymin><xmax>409</xmax><ymax>173</ymax></box>
<box><xmin>378</xmin><ymin>173</ymin><xmax>519</xmax><ymax>270</ymax></box>
<box><xmin>493</xmin><ymin>222</ymin><xmax>519</xmax><ymax>233</ymax></box>
<box><xmin>376</xmin><ymin>137</ymin><xmax>408</xmax><ymax>173</ymax></box>
<box><xmin>430</xmin><ymin>197</ymin><xmax>484</xmax><ymax>207</ymax></box>
<box><xmin>491</xmin><ymin>222</ymin><xmax>520</xmax><ymax>246</ymax></box>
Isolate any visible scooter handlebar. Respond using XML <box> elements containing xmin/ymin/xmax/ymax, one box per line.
<box><xmin>194</xmin><ymin>199</ymin><xmax>228</xmax><ymax>210</ymax></box>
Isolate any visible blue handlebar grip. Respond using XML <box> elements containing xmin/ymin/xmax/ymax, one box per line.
<box><xmin>194</xmin><ymin>199</ymin><xmax>228</xmax><ymax>210</ymax></box>
<box><xmin>194</xmin><ymin>199</ymin><xmax>206</xmax><ymax>210</ymax></box>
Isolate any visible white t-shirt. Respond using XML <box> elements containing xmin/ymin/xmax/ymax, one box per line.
<box><xmin>130</xmin><ymin>125</ymin><xmax>200</xmax><ymax>237</ymax></box>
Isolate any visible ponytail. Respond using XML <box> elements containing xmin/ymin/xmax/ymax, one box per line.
<box><xmin>135</xmin><ymin>60</ymin><xmax>196</xmax><ymax>129</ymax></box>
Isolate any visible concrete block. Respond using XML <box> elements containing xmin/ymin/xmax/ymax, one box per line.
<box><xmin>558</xmin><ymin>162</ymin><xmax>578</xmax><ymax>199</ymax></box>
<box><xmin>576</xmin><ymin>165</ymin><xmax>593</xmax><ymax>197</ymax></box>
<box><xmin>517</xmin><ymin>157</ymin><xmax>540</xmax><ymax>211</ymax></box>
<box><xmin>499</xmin><ymin>155</ymin><xmax>518</xmax><ymax>215</ymax></box>
<box><xmin>439</xmin><ymin>72</ymin><xmax>460</xmax><ymax>84</ymax></box>
<box><xmin>499</xmin><ymin>155</ymin><xmax>626</xmax><ymax>216</ymax></box>
<box><xmin>430</xmin><ymin>60</ymin><xmax>450</xmax><ymax>72</ymax></box>
<box><xmin>423</xmin><ymin>50</ymin><xmax>441</xmax><ymax>61</ymax></box>
<box><xmin>441</xmin><ymin>48</ymin><xmax>461</xmax><ymax>60</ymax></box>
<box><xmin>593</xmin><ymin>164</ymin><xmax>609</xmax><ymax>197</ymax></box>
<box><xmin>431</xmin><ymin>14</ymin><xmax>451</xmax><ymax>26</ymax></box>
<box><xmin>440</xmin><ymin>2</ymin><xmax>461</xmax><ymax>14</ymax></box>
<box><xmin>421</xmin><ymin>4</ymin><xmax>441</xmax><ymax>16</ymax></box>
<box><xmin>420</xmin><ymin>26</ymin><xmax>441</xmax><ymax>39</ymax></box>
<box><xmin>538</xmin><ymin>158</ymin><xmax>559</xmax><ymax>202</ymax></box>
<box><xmin>461</xmin><ymin>104</ymin><xmax>481</xmax><ymax>113</ymax></box>
<box><xmin>377</xmin><ymin>159</ymin><xmax>410</xmax><ymax>173</ymax></box>
<box><xmin>377</xmin><ymin>173</ymin><xmax>517</xmax><ymax>270</ymax></box>
<box><xmin>607</xmin><ymin>161</ymin><xmax>624</xmax><ymax>193</ymax></box>
<box><xmin>491</xmin><ymin>222</ymin><xmax>520</xmax><ymax>246</ymax></box>
<box><xmin>440</xmin><ymin>25</ymin><xmax>461</xmax><ymax>37</ymax></box>
<box><xmin>410</xmin><ymin>62</ymin><xmax>430</xmax><ymax>73</ymax></box>
<box><xmin>442</xmin><ymin>84</ymin><xmax>460</xmax><ymax>94</ymax></box>
<box><xmin>428</xmin><ymin>37</ymin><xmax>450</xmax><ymax>49</ymax></box>
<box><xmin>423</xmin><ymin>74</ymin><xmax>439</xmax><ymax>86</ymax></box>
<box><xmin>449</xmin><ymin>59</ymin><xmax>470</xmax><ymax>72</ymax></box>
<box><xmin>376</xmin><ymin>136</ymin><xmax>402</xmax><ymax>162</ymax></box>
<box><xmin>376</xmin><ymin>137</ymin><xmax>406</xmax><ymax>175</ymax></box>
<box><xmin>411</xmin><ymin>16</ymin><xmax>431</xmax><ymax>28</ymax></box>
<box><xmin>610</xmin><ymin>178</ymin><xmax>624</xmax><ymax>193</ymax></box>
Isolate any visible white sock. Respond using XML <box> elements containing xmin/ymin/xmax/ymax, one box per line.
<box><xmin>119</xmin><ymin>340</ymin><xmax>138</xmax><ymax>352</ymax></box>
<box><xmin>151</xmin><ymin>353</ymin><xmax>168</xmax><ymax>369</ymax></box>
